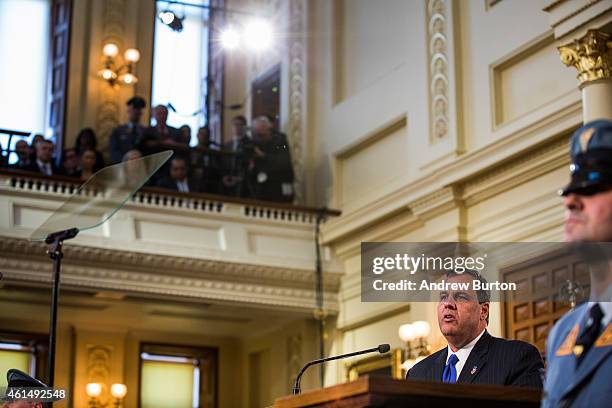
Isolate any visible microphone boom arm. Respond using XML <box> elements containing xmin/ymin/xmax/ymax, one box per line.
<box><xmin>292</xmin><ymin>344</ymin><xmax>390</xmax><ymax>395</ymax></box>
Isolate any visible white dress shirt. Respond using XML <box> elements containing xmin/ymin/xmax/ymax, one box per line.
<box><xmin>446</xmin><ymin>328</ymin><xmax>486</xmax><ymax>379</ymax></box>
<box><xmin>175</xmin><ymin>180</ymin><xmax>189</xmax><ymax>193</ymax></box>
<box><xmin>37</xmin><ymin>159</ymin><xmax>52</xmax><ymax>176</ymax></box>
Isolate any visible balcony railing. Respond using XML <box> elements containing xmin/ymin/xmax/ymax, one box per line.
<box><xmin>0</xmin><ymin>168</ymin><xmax>342</xmax><ymax>313</ymax></box>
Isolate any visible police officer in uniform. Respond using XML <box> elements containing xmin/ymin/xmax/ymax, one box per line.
<box><xmin>542</xmin><ymin>119</ymin><xmax>612</xmax><ymax>407</ymax></box>
<box><xmin>108</xmin><ymin>96</ymin><xmax>147</xmax><ymax>164</ymax></box>
<box><xmin>2</xmin><ymin>369</ymin><xmax>48</xmax><ymax>408</ymax></box>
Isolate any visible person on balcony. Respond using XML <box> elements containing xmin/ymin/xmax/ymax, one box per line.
<box><xmin>60</xmin><ymin>147</ymin><xmax>79</xmax><ymax>177</ymax></box>
<box><xmin>9</xmin><ymin>140</ymin><xmax>32</xmax><ymax>170</ymax></box>
<box><xmin>23</xmin><ymin>139</ymin><xmax>61</xmax><ymax>176</ymax></box>
<box><xmin>108</xmin><ymin>96</ymin><xmax>147</xmax><ymax>164</ymax></box>
<box><xmin>76</xmin><ymin>149</ymin><xmax>98</xmax><ymax>181</ymax></box>
<box><xmin>222</xmin><ymin>115</ymin><xmax>253</xmax><ymax>198</ymax></box>
<box><xmin>191</xmin><ymin>126</ymin><xmax>221</xmax><ymax>195</ymax></box>
<box><xmin>74</xmin><ymin>128</ymin><xmax>105</xmax><ymax>172</ymax></box>
<box><xmin>156</xmin><ymin>156</ymin><xmax>196</xmax><ymax>193</ymax></box>
<box><xmin>250</xmin><ymin>115</ymin><xmax>294</xmax><ymax>203</ymax></box>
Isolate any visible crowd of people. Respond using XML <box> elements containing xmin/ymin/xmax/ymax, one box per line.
<box><xmin>1</xmin><ymin>96</ymin><xmax>295</xmax><ymax>203</ymax></box>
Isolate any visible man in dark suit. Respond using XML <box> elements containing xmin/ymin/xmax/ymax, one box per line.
<box><xmin>8</xmin><ymin>140</ymin><xmax>32</xmax><ymax>170</ymax></box>
<box><xmin>250</xmin><ymin>115</ymin><xmax>294</xmax><ymax>203</ymax></box>
<box><xmin>22</xmin><ymin>139</ymin><xmax>61</xmax><ymax>176</ymax></box>
<box><xmin>156</xmin><ymin>156</ymin><xmax>198</xmax><ymax>193</ymax></box>
<box><xmin>407</xmin><ymin>269</ymin><xmax>543</xmax><ymax>388</ymax></box>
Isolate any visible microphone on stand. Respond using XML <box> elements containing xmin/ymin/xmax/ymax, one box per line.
<box><xmin>292</xmin><ymin>344</ymin><xmax>390</xmax><ymax>395</ymax></box>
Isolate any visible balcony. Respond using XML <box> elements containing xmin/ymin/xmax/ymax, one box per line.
<box><xmin>0</xmin><ymin>169</ymin><xmax>342</xmax><ymax>315</ymax></box>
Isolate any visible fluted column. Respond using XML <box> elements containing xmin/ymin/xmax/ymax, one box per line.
<box><xmin>558</xmin><ymin>29</ymin><xmax>612</xmax><ymax>122</ymax></box>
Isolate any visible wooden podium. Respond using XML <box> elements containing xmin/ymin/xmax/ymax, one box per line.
<box><xmin>273</xmin><ymin>376</ymin><xmax>542</xmax><ymax>408</ymax></box>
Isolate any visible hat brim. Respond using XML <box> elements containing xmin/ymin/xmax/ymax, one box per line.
<box><xmin>560</xmin><ymin>179</ymin><xmax>611</xmax><ymax>196</ymax></box>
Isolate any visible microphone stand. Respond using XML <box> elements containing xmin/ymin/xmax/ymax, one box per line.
<box><xmin>292</xmin><ymin>344</ymin><xmax>390</xmax><ymax>395</ymax></box>
<box><xmin>45</xmin><ymin>227</ymin><xmax>79</xmax><ymax>389</ymax></box>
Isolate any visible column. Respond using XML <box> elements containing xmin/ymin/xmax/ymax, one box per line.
<box><xmin>558</xmin><ymin>29</ymin><xmax>612</xmax><ymax>122</ymax></box>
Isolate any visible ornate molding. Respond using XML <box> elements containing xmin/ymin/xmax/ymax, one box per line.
<box><xmin>462</xmin><ymin>134</ymin><xmax>569</xmax><ymax>204</ymax></box>
<box><xmin>0</xmin><ymin>237</ymin><xmax>341</xmax><ymax>290</ymax></box>
<box><xmin>0</xmin><ymin>237</ymin><xmax>340</xmax><ymax>313</ymax></box>
<box><xmin>558</xmin><ymin>29</ymin><xmax>612</xmax><ymax>87</ymax></box>
<box><xmin>410</xmin><ymin>186</ymin><xmax>459</xmax><ymax>219</ymax></box>
<box><xmin>288</xmin><ymin>0</ymin><xmax>308</xmax><ymax>204</ymax></box>
<box><xmin>427</xmin><ymin>0</ymin><xmax>450</xmax><ymax>142</ymax></box>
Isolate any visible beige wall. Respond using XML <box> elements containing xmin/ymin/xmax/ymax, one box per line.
<box><xmin>4</xmin><ymin>0</ymin><xmax>612</xmax><ymax>404</ymax></box>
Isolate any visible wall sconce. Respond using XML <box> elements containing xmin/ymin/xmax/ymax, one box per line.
<box><xmin>86</xmin><ymin>382</ymin><xmax>127</xmax><ymax>408</ymax></box>
<box><xmin>398</xmin><ymin>320</ymin><xmax>431</xmax><ymax>372</ymax></box>
<box><xmin>98</xmin><ymin>42</ymin><xmax>140</xmax><ymax>87</ymax></box>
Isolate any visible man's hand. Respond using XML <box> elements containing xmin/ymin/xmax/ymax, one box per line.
<box><xmin>253</xmin><ymin>147</ymin><xmax>265</xmax><ymax>157</ymax></box>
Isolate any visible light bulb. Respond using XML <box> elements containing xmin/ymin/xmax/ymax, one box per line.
<box><xmin>121</xmin><ymin>73</ymin><xmax>138</xmax><ymax>85</ymax></box>
<box><xmin>99</xmin><ymin>69</ymin><xmax>116</xmax><ymax>81</ymax></box>
<box><xmin>86</xmin><ymin>383</ymin><xmax>102</xmax><ymax>398</ymax></box>
<box><xmin>243</xmin><ymin>19</ymin><xmax>273</xmax><ymax>51</ymax></box>
<box><xmin>124</xmin><ymin>48</ymin><xmax>140</xmax><ymax>63</ymax></box>
<box><xmin>102</xmin><ymin>43</ymin><xmax>119</xmax><ymax>58</ymax></box>
<box><xmin>412</xmin><ymin>321</ymin><xmax>431</xmax><ymax>339</ymax></box>
<box><xmin>110</xmin><ymin>383</ymin><xmax>127</xmax><ymax>399</ymax></box>
<box><xmin>159</xmin><ymin>10</ymin><xmax>175</xmax><ymax>25</ymax></box>
<box><xmin>398</xmin><ymin>323</ymin><xmax>416</xmax><ymax>342</ymax></box>
<box><xmin>220</xmin><ymin>27</ymin><xmax>241</xmax><ymax>50</ymax></box>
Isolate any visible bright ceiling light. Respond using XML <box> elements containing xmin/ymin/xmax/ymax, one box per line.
<box><xmin>159</xmin><ymin>10</ymin><xmax>175</xmax><ymax>25</ymax></box>
<box><xmin>220</xmin><ymin>27</ymin><xmax>241</xmax><ymax>50</ymax></box>
<box><xmin>159</xmin><ymin>10</ymin><xmax>183</xmax><ymax>32</ymax></box>
<box><xmin>243</xmin><ymin>19</ymin><xmax>273</xmax><ymax>51</ymax></box>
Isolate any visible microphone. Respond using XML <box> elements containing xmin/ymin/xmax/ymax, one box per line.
<box><xmin>292</xmin><ymin>344</ymin><xmax>390</xmax><ymax>395</ymax></box>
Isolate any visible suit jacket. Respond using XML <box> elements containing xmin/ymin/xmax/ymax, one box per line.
<box><xmin>108</xmin><ymin>123</ymin><xmax>145</xmax><ymax>163</ymax></box>
<box><xmin>542</xmin><ymin>303</ymin><xmax>612</xmax><ymax>408</ymax></box>
<box><xmin>156</xmin><ymin>176</ymin><xmax>198</xmax><ymax>193</ymax></box>
<box><xmin>22</xmin><ymin>161</ymin><xmax>62</xmax><ymax>176</ymax></box>
<box><xmin>407</xmin><ymin>331</ymin><xmax>543</xmax><ymax>388</ymax></box>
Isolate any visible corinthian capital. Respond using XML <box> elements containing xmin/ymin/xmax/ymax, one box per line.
<box><xmin>558</xmin><ymin>29</ymin><xmax>612</xmax><ymax>87</ymax></box>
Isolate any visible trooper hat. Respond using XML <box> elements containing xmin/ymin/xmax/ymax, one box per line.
<box><xmin>6</xmin><ymin>369</ymin><xmax>48</xmax><ymax>388</ymax></box>
<box><xmin>560</xmin><ymin>119</ymin><xmax>612</xmax><ymax>196</ymax></box>
<box><xmin>126</xmin><ymin>96</ymin><xmax>146</xmax><ymax>109</ymax></box>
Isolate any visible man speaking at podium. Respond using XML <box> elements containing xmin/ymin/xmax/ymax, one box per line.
<box><xmin>407</xmin><ymin>270</ymin><xmax>544</xmax><ymax>387</ymax></box>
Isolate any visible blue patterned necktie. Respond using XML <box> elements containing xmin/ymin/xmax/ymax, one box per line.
<box><xmin>442</xmin><ymin>353</ymin><xmax>459</xmax><ymax>383</ymax></box>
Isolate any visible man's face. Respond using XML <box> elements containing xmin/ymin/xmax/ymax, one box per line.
<box><xmin>15</xmin><ymin>141</ymin><xmax>30</xmax><ymax>159</ymax></box>
<box><xmin>36</xmin><ymin>142</ymin><xmax>53</xmax><ymax>163</ymax></box>
<box><xmin>154</xmin><ymin>106</ymin><xmax>168</xmax><ymax>125</ymax></box>
<box><xmin>170</xmin><ymin>159</ymin><xmax>187</xmax><ymax>181</ymax></box>
<box><xmin>63</xmin><ymin>149</ymin><xmax>78</xmax><ymax>170</ymax></box>
<box><xmin>127</xmin><ymin>105</ymin><xmax>143</xmax><ymax>123</ymax></box>
<box><xmin>231</xmin><ymin>120</ymin><xmax>246</xmax><ymax>137</ymax></box>
<box><xmin>564</xmin><ymin>190</ymin><xmax>612</xmax><ymax>242</ymax></box>
<box><xmin>253</xmin><ymin>118</ymin><xmax>271</xmax><ymax>138</ymax></box>
<box><xmin>437</xmin><ymin>274</ymin><xmax>488</xmax><ymax>349</ymax></box>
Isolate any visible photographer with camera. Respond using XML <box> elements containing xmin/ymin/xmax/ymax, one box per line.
<box><xmin>248</xmin><ymin>115</ymin><xmax>294</xmax><ymax>203</ymax></box>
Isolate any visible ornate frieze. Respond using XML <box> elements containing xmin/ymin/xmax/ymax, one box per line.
<box><xmin>427</xmin><ymin>0</ymin><xmax>450</xmax><ymax>142</ymax></box>
<box><xmin>288</xmin><ymin>0</ymin><xmax>308</xmax><ymax>204</ymax></box>
<box><xmin>0</xmin><ymin>236</ymin><xmax>340</xmax><ymax>313</ymax></box>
